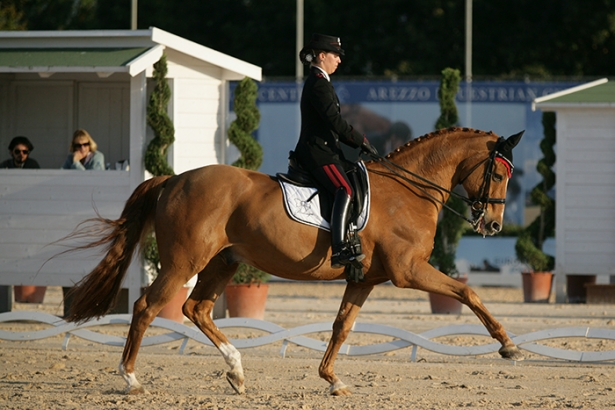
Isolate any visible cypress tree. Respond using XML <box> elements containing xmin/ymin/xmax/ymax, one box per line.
<box><xmin>228</xmin><ymin>77</ymin><xmax>262</xmax><ymax>171</ymax></box>
<box><xmin>515</xmin><ymin>112</ymin><xmax>556</xmax><ymax>272</ymax></box>
<box><xmin>143</xmin><ymin>54</ymin><xmax>175</xmax><ymax>279</ymax></box>
<box><xmin>145</xmin><ymin>54</ymin><xmax>175</xmax><ymax>177</ymax></box>
<box><xmin>228</xmin><ymin>77</ymin><xmax>269</xmax><ymax>284</ymax></box>
<box><xmin>430</xmin><ymin>68</ymin><xmax>465</xmax><ymax>276</ymax></box>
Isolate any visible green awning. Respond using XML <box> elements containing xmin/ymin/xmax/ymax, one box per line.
<box><xmin>533</xmin><ymin>78</ymin><xmax>615</xmax><ymax>109</ymax></box>
<box><xmin>540</xmin><ymin>81</ymin><xmax>615</xmax><ymax>104</ymax></box>
<box><xmin>0</xmin><ymin>45</ymin><xmax>164</xmax><ymax>76</ymax></box>
<box><xmin>0</xmin><ymin>47</ymin><xmax>148</xmax><ymax>67</ymax></box>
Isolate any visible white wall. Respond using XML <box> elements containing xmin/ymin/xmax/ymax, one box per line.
<box><xmin>0</xmin><ymin>170</ymin><xmax>132</xmax><ymax>287</ymax></box>
<box><xmin>555</xmin><ymin>107</ymin><xmax>615</xmax><ymax>299</ymax></box>
<box><xmin>166</xmin><ymin>49</ymin><xmax>224</xmax><ymax>174</ymax></box>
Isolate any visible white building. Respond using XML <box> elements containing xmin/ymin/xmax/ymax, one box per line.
<box><xmin>533</xmin><ymin>78</ymin><xmax>615</xmax><ymax>302</ymax></box>
<box><xmin>0</xmin><ymin>28</ymin><xmax>261</xmax><ymax>309</ymax></box>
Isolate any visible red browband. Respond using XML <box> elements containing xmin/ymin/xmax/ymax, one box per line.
<box><xmin>495</xmin><ymin>156</ymin><xmax>513</xmax><ymax>178</ymax></box>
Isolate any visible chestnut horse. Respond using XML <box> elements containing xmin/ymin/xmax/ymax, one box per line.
<box><xmin>65</xmin><ymin>127</ymin><xmax>524</xmax><ymax>396</ymax></box>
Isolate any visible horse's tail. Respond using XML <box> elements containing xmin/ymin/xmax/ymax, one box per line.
<box><xmin>64</xmin><ymin>175</ymin><xmax>172</xmax><ymax>324</ymax></box>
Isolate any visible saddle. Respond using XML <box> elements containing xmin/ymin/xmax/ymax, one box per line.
<box><xmin>276</xmin><ymin>152</ymin><xmax>369</xmax><ymax>226</ymax></box>
<box><xmin>276</xmin><ymin>153</ymin><xmax>370</xmax><ymax>283</ymax></box>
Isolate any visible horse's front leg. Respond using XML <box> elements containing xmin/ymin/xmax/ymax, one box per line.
<box><xmin>181</xmin><ymin>255</ymin><xmax>246</xmax><ymax>394</ymax></box>
<box><xmin>398</xmin><ymin>260</ymin><xmax>523</xmax><ymax>361</ymax></box>
<box><xmin>319</xmin><ymin>282</ymin><xmax>373</xmax><ymax>396</ymax></box>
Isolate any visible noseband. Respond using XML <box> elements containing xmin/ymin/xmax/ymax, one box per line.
<box><xmin>369</xmin><ymin>138</ymin><xmax>514</xmax><ymax>228</ymax></box>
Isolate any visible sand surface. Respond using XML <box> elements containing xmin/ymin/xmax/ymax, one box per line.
<box><xmin>1</xmin><ymin>282</ymin><xmax>615</xmax><ymax>409</ymax></box>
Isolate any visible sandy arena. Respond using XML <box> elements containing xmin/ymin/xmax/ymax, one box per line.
<box><xmin>1</xmin><ymin>282</ymin><xmax>615</xmax><ymax>409</ymax></box>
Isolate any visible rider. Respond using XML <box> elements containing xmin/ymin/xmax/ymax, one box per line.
<box><xmin>293</xmin><ymin>33</ymin><xmax>378</xmax><ymax>270</ymax></box>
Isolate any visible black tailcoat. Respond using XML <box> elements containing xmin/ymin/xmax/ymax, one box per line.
<box><xmin>294</xmin><ymin>66</ymin><xmax>364</xmax><ymax>171</ymax></box>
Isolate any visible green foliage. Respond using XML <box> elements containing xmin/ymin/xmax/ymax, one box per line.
<box><xmin>434</xmin><ymin>68</ymin><xmax>461</xmax><ymax>130</ymax></box>
<box><xmin>143</xmin><ymin>235</ymin><xmax>160</xmax><ymax>276</ymax></box>
<box><xmin>0</xmin><ymin>4</ymin><xmax>26</xmax><ymax>30</ymax></box>
<box><xmin>228</xmin><ymin>76</ymin><xmax>266</xmax><ymax>284</ymax></box>
<box><xmin>145</xmin><ymin>54</ymin><xmax>175</xmax><ymax>177</ymax></box>
<box><xmin>515</xmin><ymin>112</ymin><xmax>556</xmax><ymax>272</ymax></box>
<box><xmin>430</xmin><ymin>195</ymin><xmax>467</xmax><ymax>276</ymax></box>
<box><xmin>228</xmin><ymin>77</ymin><xmax>262</xmax><ymax>170</ymax></box>
<box><xmin>231</xmin><ymin>264</ymin><xmax>271</xmax><ymax>285</ymax></box>
<box><xmin>430</xmin><ymin>68</ymin><xmax>464</xmax><ymax>276</ymax></box>
<box><xmin>143</xmin><ymin>55</ymin><xmax>175</xmax><ymax>280</ymax></box>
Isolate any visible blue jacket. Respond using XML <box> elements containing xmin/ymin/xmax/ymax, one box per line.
<box><xmin>62</xmin><ymin>151</ymin><xmax>105</xmax><ymax>170</ymax></box>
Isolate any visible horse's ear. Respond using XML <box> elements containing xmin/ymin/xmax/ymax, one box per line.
<box><xmin>507</xmin><ymin>130</ymin><xmax>524</xmax><ymax>148</ymax></box>
<box><xmin>497</xmin><ymin>130</ymin><xmax>524</xmax><ymax>163</ymax></box>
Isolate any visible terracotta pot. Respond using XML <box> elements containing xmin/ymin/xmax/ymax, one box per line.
<box><xmin>157</xmin><ymin>287</ymin><xmax>189</xmax><ymax>323</ymax></box>
<box><xmin>566</xmin><ymin>274</ymin><xmax>597</xmax><ymax>304</ymax></box>
<box><xmin>521</xmin><ymin>271</ymin><xmax>553</xmax><ymax>303</ymax></box>
<box><xmin>429</xmin><ymin>276</ymin><xmax>468</xmax><ymax>314</ymax></box>
<box><xmin>14</xmin><ymin>286</ymin><xmax>46</xmax><ymax>303</ymax></box>
<box><xmin>225</xmin><ymin>283</ymin><xmax>269</xmax><ymax>320</ymax></box>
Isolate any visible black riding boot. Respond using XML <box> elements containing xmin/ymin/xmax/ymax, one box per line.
<box><xmin>330</xmin><ymin>188</ymin><xmax>365</xmax><ymax>268</ymax></box>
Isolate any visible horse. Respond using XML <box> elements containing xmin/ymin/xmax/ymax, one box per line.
<box><xmin>64</xmin><ymin>127</ymin><xmax>525</xmax><ymax>396</ymax></box>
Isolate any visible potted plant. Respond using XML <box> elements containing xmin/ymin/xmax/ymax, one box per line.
<box><xmin>515</xmin><ymin>112</ymin><xmax>556</xmax><ymax>303</ymax></box>
<box><xmin>14</xmin><ymin>285</ymin><xmax>46</xmax><ymax>303</ymax></box>
<box><xmin>223</xmin><ymin>76</ymin><xmax>271</xmax><ymax>319</ymax></box>
<box><xmin>428</xmin><ymin>68</ymin><xmax>468</xmax><ymax>314</ymax></box>
<box><xmin>141</xmin><ymin>54</ymin><xmax>190</xmax><ymax>322</ymax></box>
<box><xmin>225</xmin><ymin>264</ymin><xmax>271</xmax><ymax>319</ymax></box>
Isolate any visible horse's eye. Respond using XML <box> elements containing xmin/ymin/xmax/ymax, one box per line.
<box><xmin>493</xmin><ymin>173</ymin><xmax>503</xmax><ymax>182</ymax></box>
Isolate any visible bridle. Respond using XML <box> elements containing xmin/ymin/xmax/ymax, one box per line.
<box><xmin>368</xmin><ymin>137</ymin><xmax>513</xmax><ymax>230</ymax></box>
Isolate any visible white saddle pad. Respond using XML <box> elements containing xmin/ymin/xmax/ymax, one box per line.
<box><xmin>278</xmin><ymin>163</ymin><xmax>370</xmax><ymax>232</ymax></box>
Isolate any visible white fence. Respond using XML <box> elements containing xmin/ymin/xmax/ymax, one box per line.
<box><xmin>1</xmin><ymin>311</ymin><xmax>615</xmax><ymax>362</ymax></box>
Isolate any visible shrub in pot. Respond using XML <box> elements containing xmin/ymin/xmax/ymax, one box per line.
<box><xmin>515</xmin><ymin>112</ymin><xmax>555</xmax><ymax>303</ymax></box>
<box><xmin>428</xmin><ymin>68</ymin><xmax>468</xmax><ymax>314</ymax></box>
<box><xmin>226</xmin><ymin>264</ymin><xmax>271</xmax><ymax>319</ymax></box>
<box><xmin>224</xmin><ymin>76</ymin><xmax>269</xmax><ymax>319</ymax></box>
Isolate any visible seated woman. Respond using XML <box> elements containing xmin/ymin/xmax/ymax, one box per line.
<box><xmin>62</xmin><ymin>129</ymin><xmax>105</xmax><ymax>170</ymax></box>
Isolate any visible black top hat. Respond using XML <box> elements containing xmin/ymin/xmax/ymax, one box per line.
<box><xmin>8</xmin><ymin>136</ymin><xmax>34</xmax><ymax>152</ymax></box>
<box><xmin>299</xmin><ymin>33</ymin><xmax>345</xmax><ymax>65</ymax></box>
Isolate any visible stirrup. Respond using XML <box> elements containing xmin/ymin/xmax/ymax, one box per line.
<box><xmin>331</xmin><ymin>246</ymin><xmax>365</xmax><ymax>269</ymax></box>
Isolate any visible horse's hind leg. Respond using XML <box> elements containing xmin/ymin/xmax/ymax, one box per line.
<box><xmin>119</xmin><ymin>265</ymin><xmax>194</xmax><ymax>394</ymax></box>
<box><xmin>319</xmin><ymin>282</ymin><xmax>374</xmax><ymax>396</ymax></box>
<box><xmin>182</xmin><ymin>254</ymin><xmax>246</xmax><ymax>394</ymax></box>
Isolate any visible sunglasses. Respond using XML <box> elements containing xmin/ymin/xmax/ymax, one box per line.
<box><xmin>73</xmin><ymin>142</ymin><xmax>90</xmax><ymax>149</ymax></box>
<box><xmin>13</xmin><ymin>149</ymin><xmax>29</xmax><ymax>155</ymax></box>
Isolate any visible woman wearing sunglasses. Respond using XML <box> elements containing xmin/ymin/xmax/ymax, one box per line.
<box><xmin>1</xmin><ymin>136</ymin><xmax>40</xmax><ymax>169</ymax></box>
<box><xmin>62</xmin><ymin>129</ymin><xmax>105</xmax><ymax>170</ymax></box>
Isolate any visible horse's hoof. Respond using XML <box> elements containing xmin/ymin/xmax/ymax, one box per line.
<box><xmin>499</xmin><ymin>345</ymin><xmax>524</xmax><ymax>361</ymax></box>
<box><xmin>329</xmin><ymin>381</ymin><xmax>352</xmax><ymax>396</ymax></box>
<box><xmin>226</xmin><ymin>371</ymin><xmax>245</xmax><ymax>394</ymax></box>
<box><xmin>125</xmin><ymin>385</ymin><xmax>149</xmax><ymax>395</ymax></box>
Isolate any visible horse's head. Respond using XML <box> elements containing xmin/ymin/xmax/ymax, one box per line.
<box><xmin>461</xmin><ymin>131</ymin><xmax>524</xmax><ymax>236</ymax></box>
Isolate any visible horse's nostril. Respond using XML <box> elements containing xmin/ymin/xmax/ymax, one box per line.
<box><xmin>491</xmin><ymin>222</ymin><xmax>501</xmax><ymax>232</ymax></box>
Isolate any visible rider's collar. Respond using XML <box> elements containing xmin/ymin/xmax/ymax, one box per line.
<box><xmin>312</xmin><ymin>66</ymin><xmax>330</xmax><ymax>82</ymax></box>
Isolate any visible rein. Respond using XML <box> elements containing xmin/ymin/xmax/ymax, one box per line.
<box><xmin>367</xmin><ymin>144</ymin><xmax>509</xmax><ymax>229</ymax></box>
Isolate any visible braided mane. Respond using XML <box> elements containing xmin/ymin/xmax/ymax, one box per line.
<box><xmin>382</xmin><ymin>127</ymin><xmax>495</xmax><ymax>160</ymax></box>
